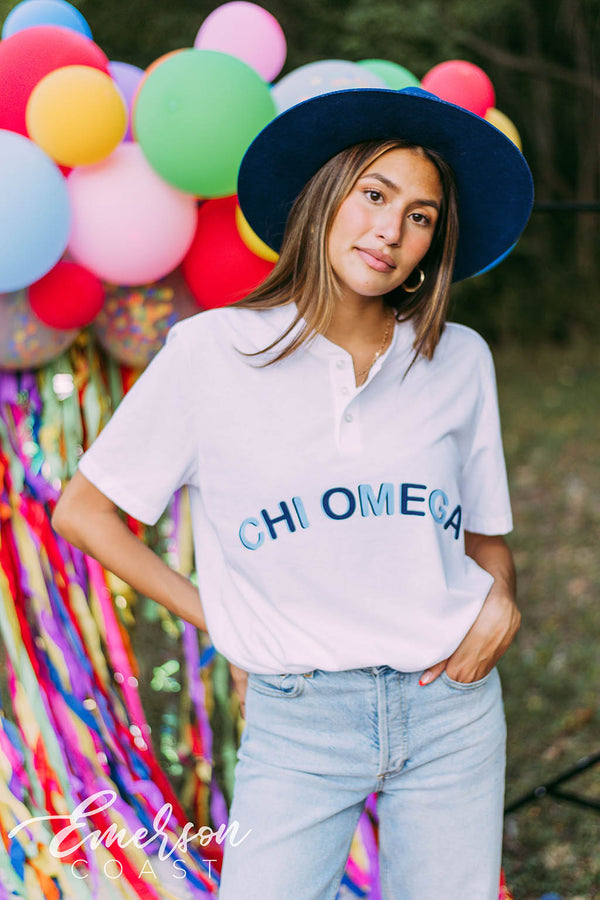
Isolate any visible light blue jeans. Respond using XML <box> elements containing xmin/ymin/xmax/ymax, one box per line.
<box><xmin>218</xmin><ymin>665</ymin><xmax>506</xmax><ymax>899</ymax></box>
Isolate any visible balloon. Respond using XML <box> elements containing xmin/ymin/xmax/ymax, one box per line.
<box><xmin>0</xmin><ymin>25</ymin><xmax>109</xmax><ymax>135</ymax></box>
<box><xmin>272</xmin><ymin>60</ymin><xmax>386</xmax><ymax>113</ymax></box>
<box><xmin>134</xmin><ymin>49</ymin><xmax>276</xmax><ymax>197</ymax></box>
<box><xmin>0</xmin><ymin>130</ymin><xmax>71</xmax><ymax>292</ymax></box>
<box><xmin>358</xmin><ymin>59</ymin><xmax>420</xmax><ymax>91</ymax></box>
<box><xmin>2</xmin><ymin>0</ymin><xmax>92</xmax><ymax>39</ymax></box>
<box><xmin>29</xmin><ymin>261</ymin><xmax>105</xmax><ymax>329</ymax></box>
<box><xmin>128</xmin><ymin>49</ymin><xmax>187</xmax><ymax>137</ymax></box>
<box><xmin>194</xmin><ymin>1</ymin><xmax>286</xmax><ymax>83</ymax></box>
<box><xmin>26</xmin><ymin>66</ymin><xmax>128</xmax><ymax>167</ymax></box>
<box><xmin>182</xmin><ymin>195</ymin><xmax>275</xmax><ymax>309</ymax></box>
<box><xmin>484</xmin><ymin>107</ymin><xmax>522</xmax><ymax>151</ymax></box>
<box><xmin>235</xmin><ymin>205</ymin><xmax>279</xmax><ymax>262</ymax></box>
<box><xmin>421</xmin><ymin>60</ymin><xmax>495</xmax><ymax>117</ymax></box>
<box><xmin>108</xmin><ymin>61</ymin><xmax>144</xmax><ymax>141</ymax></box>
<box><xmin>92</xmin><ymin>268</ymin><xmax>199</xmax><ymax>368</ymax></box>
<box><xmin>67</xmin><ymin>142</ymin><xmax>198</xmax><ymax>285</ymax></box>
<box><xmin>0</xmin><ymin>289</ymin><xmax>78</xmax><ymax>370</ymax></box>
<box><xmin>131</xmin><ymin>47</ymin><xmax>186</xmax><ymax>122</ymax></box>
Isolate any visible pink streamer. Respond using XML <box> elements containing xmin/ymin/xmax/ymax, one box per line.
<box><xmin>86</xmin><ymin>556</ymin><xmax>149</xmax><ymax>738</ymax></box>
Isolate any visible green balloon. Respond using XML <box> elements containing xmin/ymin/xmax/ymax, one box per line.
<box><xmin>358</xmin><ymin>59</ymin><xmax>421</xmax><ymax>91</ymax></box>
<box><xmin>135</xmin><ymin>49</ymin><xmax>276</xmax><ymax>197</ymax></box>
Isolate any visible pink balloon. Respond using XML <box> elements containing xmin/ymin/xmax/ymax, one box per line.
<box><xmin>421</xmin><ymin>60</ymin><xmax>495</xmax><ymax>117</ymax></box>
<box><xmin>67</xmin><ymin>143</ymin><xmax>198</xmax><ymax>285</ymax></box>
<box><xmin>194</xmin><ymin>2</ymin><xmax>286</xmax><ymax>83</ymax></box>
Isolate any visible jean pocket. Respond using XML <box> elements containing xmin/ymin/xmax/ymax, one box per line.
<box><xmin>247</xmin><ymin>672</ymin><xmax>305</xmax><ymax>698</ymax></box>
<box><xmin>440</xmin><ymin>667</ymin><xmax>495</xmax><ymax>691</ymax></box>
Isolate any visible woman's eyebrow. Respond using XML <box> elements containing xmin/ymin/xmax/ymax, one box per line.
<box><xmin>357</xmin><ymin>172</ymin><xmax>440</xmax><ymax>209</ymax></box>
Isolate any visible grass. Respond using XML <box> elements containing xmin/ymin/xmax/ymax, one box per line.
<box><xmin>494</xmin><ymin>340</ymin><xmax>600</xmax><ymax>899</ymax></box>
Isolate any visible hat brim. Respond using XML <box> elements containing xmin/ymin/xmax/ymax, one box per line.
<box><xmin>237</xmin><ymin>87</ymin><xmax>534</xmax><ymax>282</ymax></box>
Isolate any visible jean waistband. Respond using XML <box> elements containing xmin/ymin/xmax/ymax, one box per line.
<box><xmin>300</xmin><ymin>665</ymin><xmax>403</xmax><ymax>678</ymax></box>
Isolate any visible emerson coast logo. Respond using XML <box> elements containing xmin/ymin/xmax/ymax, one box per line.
<box><xmin>9</xmin><ymin>789</ymin><xmax>251</xmax><ymax>882</ymax></box>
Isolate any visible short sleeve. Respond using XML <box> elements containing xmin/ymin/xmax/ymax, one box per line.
<box><xmin>460</xmin><ymin>346</ymin><xmax>513</xmax><ymax>535</ymax></box>
<box><xmin>78</xmin><ymin>322</ymin><xmax>198</xmax><ymax>525</ymax></box>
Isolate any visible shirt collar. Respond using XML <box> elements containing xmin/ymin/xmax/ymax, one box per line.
<box><xmin>240</xmin><ymin>301</ymin><xmax>417</xmax><ymax>371</ymax></box>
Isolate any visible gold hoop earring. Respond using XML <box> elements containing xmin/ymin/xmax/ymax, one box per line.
<box><xmin>401</xmin><ymin>268</ymin><xmax>425</xmax><ymax>293</ymax></box>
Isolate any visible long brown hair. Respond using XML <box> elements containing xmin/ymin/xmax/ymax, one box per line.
<box><xmin>234</xmin><ymin>139</ymin><xmax>459</xmax><ymax>364</ymax></box>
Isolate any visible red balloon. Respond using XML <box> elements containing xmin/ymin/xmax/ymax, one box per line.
<box><xmin>421</xmin><ymin>60</ymin><xmax>495</xmax><ymax>117</ymax></box>
<box><xmin>182</xmin><ymin>196</ymin><xmax>275</xmax><ymax>310</ymax></box>
<box><xmin>29</xmin><ymin>261</ymin><xmax>105</xmax><ymax>329</ymax></box>
<box><xmin>0</xmin><ymin>25</ymin><xmax>110</xmax><ymax>136</ymax></box>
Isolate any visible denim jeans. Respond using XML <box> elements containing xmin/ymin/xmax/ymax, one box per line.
<box><xmin>218</xmin><ymin>665</ymin><xmax>506</xmax><ymax>899</ymax></box>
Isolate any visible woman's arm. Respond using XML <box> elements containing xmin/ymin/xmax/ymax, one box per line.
<box><xmin>51</xmin><ymin>471</ymin><xmax>208</xmax><ymax>632</ymax></box>
<box><xmin>419</xmin><ymin>532</ymin><xmax>521</xmax><ymax>685</ymax></box>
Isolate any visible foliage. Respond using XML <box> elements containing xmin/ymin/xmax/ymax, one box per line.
<box><xmin>494</xmin><ymin>339</ymin><xmax>600</xmax><ymax>897</ymax></box>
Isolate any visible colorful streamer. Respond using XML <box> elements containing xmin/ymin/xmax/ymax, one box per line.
<box><xmin>0</xmin><ymin>341</ymin><xmax>221</xmax><ymax>898</ymax></box>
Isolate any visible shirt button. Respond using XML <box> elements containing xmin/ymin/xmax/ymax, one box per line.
<box><xmin>341</xmin><ymin>386</ymin><xmax>349</xmax><ymax>395</ymax></box>
<box><xmin>336</xmin><ymin>360</ymin><xmax>345</xmax><ymax>369</ymax></box>
<box><xmin>344</xmin><ymin>413</ymin><xmax>353</xmax><ymax>422</ymax></box>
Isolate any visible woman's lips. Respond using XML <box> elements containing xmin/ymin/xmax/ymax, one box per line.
<box><xmin>355</xmin><ymin>248</ymin><xmax>396</xmax><ymax>272</ymax></box>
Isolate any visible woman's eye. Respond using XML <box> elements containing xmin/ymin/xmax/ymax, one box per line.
<box><xmin>410</xmin><ymin>212</ymin><xmax>430</xmax><ymax>225</ymax></box>
<box><xmin>365</xmin><ymin>189</ymin><xmax>383</xmax><ymax>202</ymax></box>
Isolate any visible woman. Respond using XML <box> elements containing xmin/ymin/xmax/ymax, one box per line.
<box><xmin>52</xmin><ymin>87</ymin><xmax>533</xmax><ymax>898</ymax></box>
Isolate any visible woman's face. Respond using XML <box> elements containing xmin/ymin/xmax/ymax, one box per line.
<box><xmin>327</xmin><ymin>147</ymin><xmax>443</xmax><ymax>305</ymax></box>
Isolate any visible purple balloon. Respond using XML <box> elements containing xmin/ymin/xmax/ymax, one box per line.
<box><xmin>108</xmin><ymin>61</ymin><xmax>144</xmax><ymax>141</ymax></box>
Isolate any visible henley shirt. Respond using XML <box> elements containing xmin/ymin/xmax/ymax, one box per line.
<box><xmin>78</xmin><ymin>302</ymin><xmax>513</xmax><ymax>674</ymax></box>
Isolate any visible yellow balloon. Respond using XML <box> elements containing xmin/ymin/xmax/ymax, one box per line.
<box><xmin>484</xmin><ymin>107</ymin><xmax>522</xmax><ymax>151</ymax></box>
<box><xmin>235</xmin><ymin>205</ymin><xmax>279</xmax><ymax>262</ymax></box>
<box><xmin>26</xmin><ymin>66</ymin><xmax>128</xmax><ymax>167</ymax></box>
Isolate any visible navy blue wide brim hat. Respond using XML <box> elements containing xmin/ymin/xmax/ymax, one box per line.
<box><xmin>237</xmin><ymin>87</ymin><xmax>534</xmax><ymax>282</ymax></box>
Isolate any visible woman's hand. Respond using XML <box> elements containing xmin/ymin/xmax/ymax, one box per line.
<box><xmin>229</xmin><ymin>663</ymin><xmax>249</xmax><ymax>718</ymax></box>
<box><xmin>420</xmin><ymin>533</ymin><xmax>521</xmax><ymax>686</ymax></box>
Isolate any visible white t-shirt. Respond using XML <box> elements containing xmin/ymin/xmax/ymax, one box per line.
<box><xmin>78</xmin><ymin>303</ymin><xmax>512</xmax><ymax>674</ymax></box>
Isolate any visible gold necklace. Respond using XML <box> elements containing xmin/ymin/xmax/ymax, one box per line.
<box><xmin>354</xmin><ymin>309</ymin><xmax>395</xmax><ymax>383</ymax></box>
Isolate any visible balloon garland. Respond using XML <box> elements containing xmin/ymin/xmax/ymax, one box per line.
<box><xmin>0</xmin><ymin>0</ymin><xmax>523</xmax><ymax>352</ymax></box>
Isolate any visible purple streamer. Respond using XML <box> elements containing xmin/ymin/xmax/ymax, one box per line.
<box><xmin>209</xmin><ymin>777</ymin><xmax>229</xmax><ymax>831</ymax></box>
<box><xmin>40</xmin><ymin>608</ymin><xmax>92</xmax><ymax>704</ymax></box>
<box><xmin>0</xmin><ymin>371</ymin><xmax>20</xmax><ymax>406</ymax></box>
<box><xmin>115</xmin><ymin>764</ymin><xmax>170</xmax><ymax>820</ymax></box>
<box><xmin>0</xmin><ymin>875</ymin><xmax>12</xmax><ymax>900</ymax></box>
<box><xmin>183</xmin><ymin>622</ymin><xmax>213</xmax><ymax>764</ymax></box>
<box><xmin>358</xmin><ymin>806</ymin><xmax>381</xmax><ymax>899</ymax></box>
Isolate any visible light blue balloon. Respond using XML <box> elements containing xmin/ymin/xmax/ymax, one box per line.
<box><xmin>272</xmin><ymin>60</ymin><xmax>386</xmax><ymax>113</ymax></box>
<box><xmin>0</xmin><ymin>130</ymin><xmax>71</xmax><ymax>293</ymax></box>
<box><xmin>1</xmin><ymin>0</ymin><xmax>93</xmax><ymax>39</ymax></box>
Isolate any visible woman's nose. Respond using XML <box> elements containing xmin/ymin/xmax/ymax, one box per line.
<box><xmin>376</xmin><ymin>210</ymin><xmax>403</xmax><ymax>245</ymax></box>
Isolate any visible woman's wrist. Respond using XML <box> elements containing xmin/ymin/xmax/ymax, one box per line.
<box><xmin>158</xmin><ymin>571</ymin><xmax>208</xmax><ymax>632</ymax></box>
